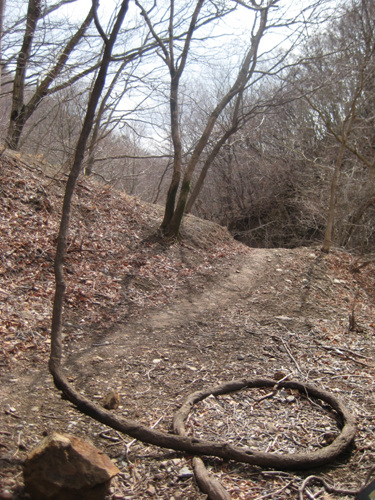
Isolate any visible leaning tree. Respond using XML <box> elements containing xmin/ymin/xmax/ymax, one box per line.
<box><xmin>3</xmin><ymin>0</ymin><xmax>97</xmax><ymax>150</ymax></box>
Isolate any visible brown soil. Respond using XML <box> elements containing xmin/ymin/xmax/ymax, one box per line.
<box><xmin>1</xmin><ymin>150</ymin><xmax>375</xmax><ymax>499</ymax></box>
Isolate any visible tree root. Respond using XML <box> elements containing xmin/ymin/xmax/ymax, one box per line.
<box><xmin>298</xmin><ymin>467</ymin><xmax>375</xmax><ymax>500</ymax></box>
<box><xmin>298</xmin><ymin>475</ymin><xmax>359</xmax><ymax>499</ymax></box>
<box><xmin>173</xmin><ymin>389</ymin><xmax>232</xmax><ymax>500</ymax></box>
<box><xmin>50</xmin><ymin>360</ymin><xmax>356</xmax><ymax>475</ymax></box>
<box><xmin>191</xmin><ymin>457</ymin><xmax>231</xmax><ymax>500</ymax></box>
<box><xmin>172</xmin><ymin>378</ymin><xmax>357</xmax><ymax>498</ymax></box>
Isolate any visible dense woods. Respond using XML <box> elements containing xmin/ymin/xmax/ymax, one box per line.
<box><xmin>1</xmin><ymin>0</ymin><xmax>374</xmax><ymax>251</ymax></box>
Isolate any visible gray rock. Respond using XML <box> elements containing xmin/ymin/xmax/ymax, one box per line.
<box><xmin>178</xmin><ymin>466</ymin><xmax>193</xmax><ymax>479</ymax></box>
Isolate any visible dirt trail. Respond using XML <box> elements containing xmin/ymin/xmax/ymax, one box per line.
<box><xmin>139</xmin><ymin>248</ymin><xmax>275</xmax><ymax>329</ymax></box>
<box><xmin>2</xmin><ymin>241</ymin><xmax>375</xmax><ymax>499</ymax></box>
<box><xmin>71</xmin><ymin>247</ymin><xmax>298</xmax><ymax>368</ymax></box>
<box><xmin>2</xmin><ymin>150</ymin><xmax>375</xmax><ymax>499</ymax></box>
<box><xmin>68</xmin><ymin>246</ymin><xmax>328</xmax><ymax>407</ymax></box>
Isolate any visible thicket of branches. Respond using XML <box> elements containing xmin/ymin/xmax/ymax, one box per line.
<box><xmin>1</xmin><ymin>0</ymin><xmax>374</xmax><ymax>252</ymax></box>
<box><xmin>191</xmin><ymin>0</ymin><xmax>375</xmax><ymax>252</ymax></box>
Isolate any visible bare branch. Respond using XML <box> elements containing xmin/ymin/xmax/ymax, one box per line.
<box><xmin>92</xmin><ymin>0</ymin><xmax>109</xmax><ymax>44</ymax></box>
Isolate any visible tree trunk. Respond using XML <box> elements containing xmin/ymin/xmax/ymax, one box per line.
<box><xmin>321</xmin><ymin>142</ymin><xmax>345</xmax><ymax>253</ymax></box>
<box><xmin>6</xmin><ymin>4</ymin><xmax>93</xmax><ymax>151</ymax></box>
<box><xmin>0</xmin><ymin>0</ymin><xmax>6</xmax><ymax>93</ymax></box>
<box><xmin>163</xmin><ymin>7</ymin><xmax>269</xmax><ymax>239</ymax></box>
<box><xmin>185</xmin><ymin>121</ymin><xmax>239</xmax><ymax>213</ymax></box>
<box><xmin>50</xmin><ymin>0</ymin><xmax>130</xmax><ymax>373</ymax></box>
<box><xmin>161</xmin><ymin>76</ymin><xmax>183</xmax><ymax>230</ymax></box>
<box><xmin>6</xmin><ymin>0</ymin><xmax>42</xmax><ymax>150</ymax></box>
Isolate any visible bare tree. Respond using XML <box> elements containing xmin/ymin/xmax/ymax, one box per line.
<box><xmin>206</xmin><ymin>0</ymin><xmax>375</xmax><ymax>251</ymax></box>
<box><xmin>135</xmin><ymin>0</ymin><xmax>222</xmax><ymax>235</ymax></box>
<box><xmin>50</xmin><ymin>0</ymin><xmax>130</xmax><ymax>388</ymax></box>
<box><xmin>291</xmin><ymin>0</ymin><xmax>375</xmax><ymax>252</ymax></box>
<box><xmin>193</xmin><ymin>95</ymin><xmax>314</xmax><ymax>248</ymax></box>
<box><xmin>136</xmin><ymin>0</ymin><xmax>330</xmax><ymax>240</ymax></box>
<box><xmin>5</xmin><ymin>0</ymin><xmax>95</xmax><ymax>150</ymax></box>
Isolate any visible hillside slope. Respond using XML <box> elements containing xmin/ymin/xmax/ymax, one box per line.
<box><xmin>0</xmin><ymin>150</ymin><xmax>375</xmax><ymax>499</ymax></box>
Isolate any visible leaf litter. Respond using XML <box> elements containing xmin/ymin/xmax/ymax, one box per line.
<box><xmin>0</xmin><ymin>149</ymin><xmax>375</xmax><ymax>499</ymax></box>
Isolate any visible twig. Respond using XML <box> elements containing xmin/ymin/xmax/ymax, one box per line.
<box><xmin>265</xmin><ymin>434</ymin><xmax>278</xmax><ymax>453</ymax></box>
<box><xmin>363</xmin><ymin>466</ymin><xmax>375</xmax><ymax>488</ymax></box>
<box><xmin>99</xmin><ymin>430</ymin><xmax>121</xmax><ymax>442</ymax></box>
<box><xmin>253</xmin><ymin>372</ymin><xmax>293</xmax><ymax>406</ymax></box>
<box><xmin>281</xmin><ymin>338</ymin><xmax>303</xmax><ymax>373</ymax></box>
<box><xmin>298</xmin><ymin>475</ymin><xmax>359</xmax><ymax>499</ymax></box>
<box><xmin>315</xmin><ymin>341</ymin><xmax>373</xmax><ymax>368</ymax></box>
<box><xmin>253</xmin><ymin>389</ymin><xmax>277</xmax><ymax>406</ymax></box>
<box><xmin>254</xmin><ymin>480</ymin><xmax>295</xmax><ymax>499</ymax></box>
<box><xmin>327</xmin><ymin>345</ymin><xmax>370</xmax><ymax>360</ymax></box>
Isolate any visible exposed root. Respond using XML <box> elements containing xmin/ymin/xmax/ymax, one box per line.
<box><xmin>172</xmin><ymin>378</ymin><xmax>357</xmax><ymax>498</ymax></box>
<box><xmin>49</xmin><ymin>360</ymin><xmax>357</xmax><ymax>497</ymax></box>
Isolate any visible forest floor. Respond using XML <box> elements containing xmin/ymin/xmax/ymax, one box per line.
<box><xmin>0</xmin><ymin>149</ymin><xmax>375</xmax><ymax>500</ymax></box>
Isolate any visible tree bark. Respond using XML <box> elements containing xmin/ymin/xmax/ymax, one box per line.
<box><xmin>6</xmin><ymin>4</ymin><xmax>94</xmax><ymax>151</ymax></box>
<box><xmin>185</xmin><ymin>118</ymin><xmax>240</xmax><ymax>213</ymax></box>
<box><xmin>50</xmin><ymin>0</ymin><xmax>130</xmax><ymax>374</ymax></box>
<box><xmin>0</xmin><ymin>0</ymin><xmax>5</xmax><ymax>93</ymax></box>
<box><xmin>163</xmin><ymin>6</ymin><xmax>269</xmax><ymax>238</ymax></box>
<box><xmin>161</xmin><ymin>74</ymin><xmax>183</xmax><ymax>230</ymax></box>
<box><xmin>6</xmin><ymin>0</ymin><xmax>42</xmax><ymax>150</ymax></box>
